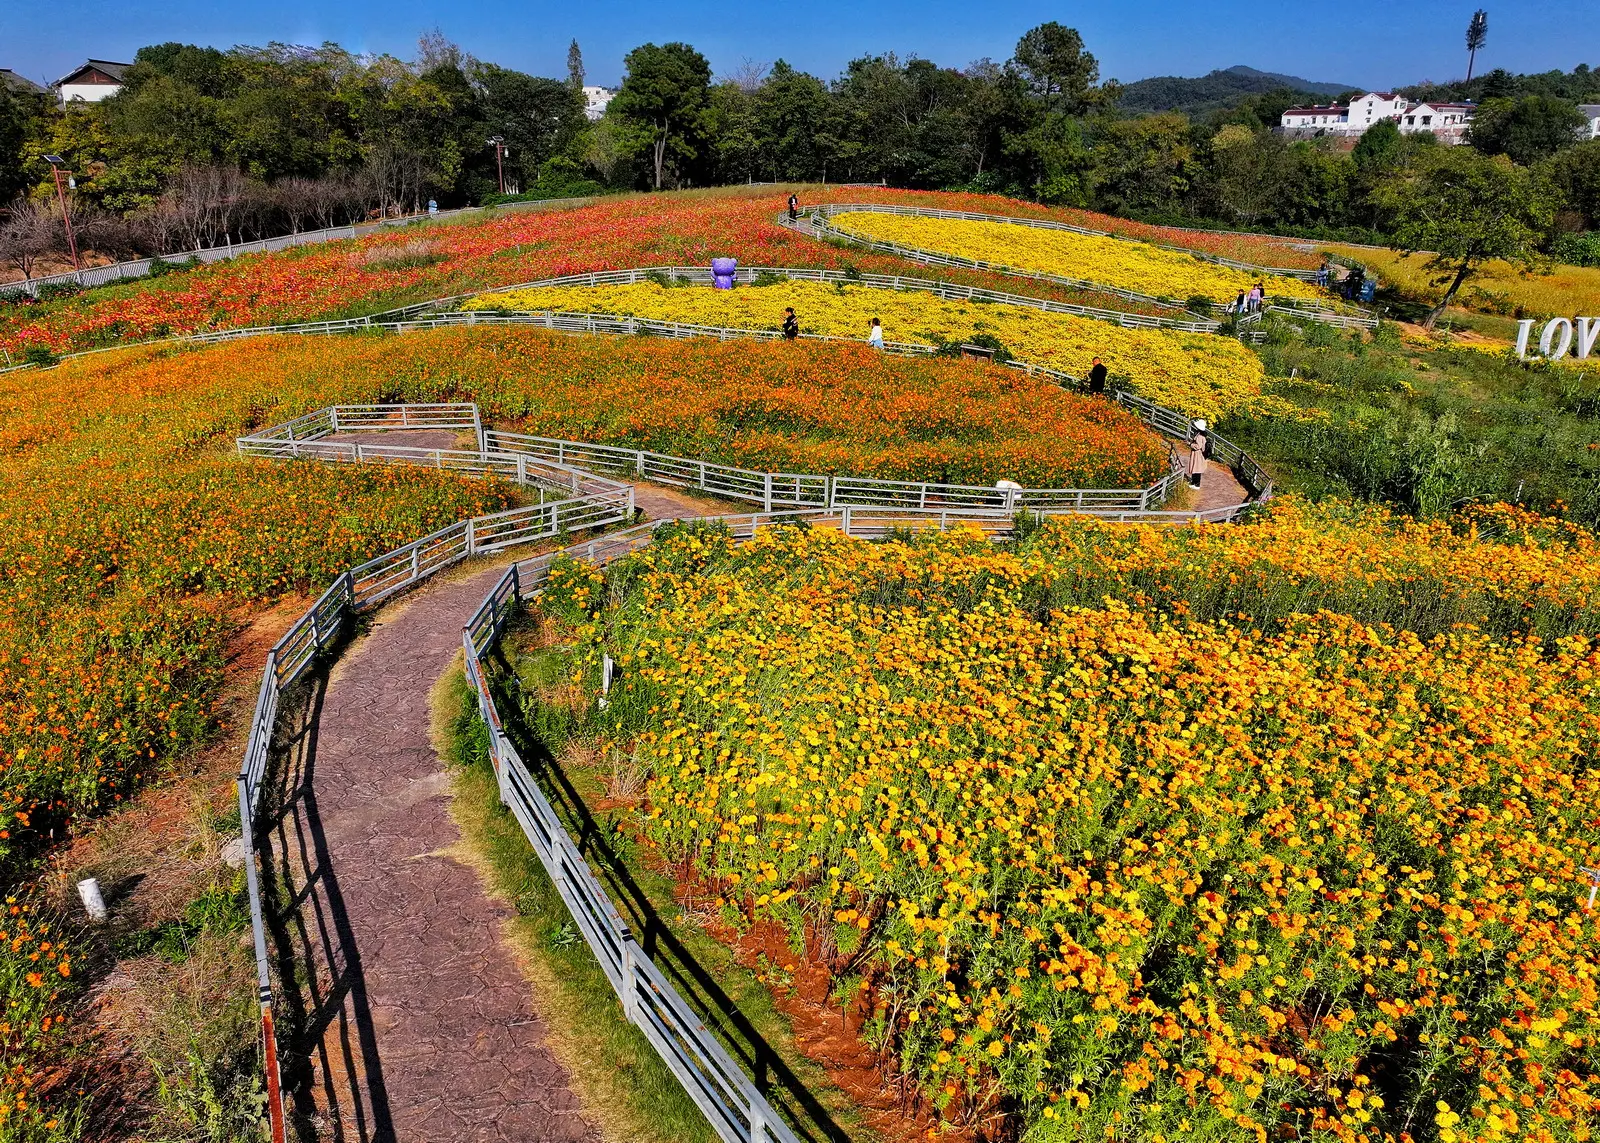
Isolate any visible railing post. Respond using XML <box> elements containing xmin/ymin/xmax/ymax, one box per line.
<box><xmin>328</xmin><ymin>408</ymin><xmax>339</xmax><ymax>432</ymax></box>
<box><xmin>517</xmin><ymin>454</ymin><xmax>527</xmax><ymax>485</ymax></box>
<box><xmin>410</xmin><ymin>545</ymin><xmax>420</xmax><ymax>582</ymax></box>
<box><xmin>473</xmin><ymin>406</ymin><xmax>485</xmax><ymax>454</ymax></box>
<box><xmin>841</xmin><ymin>506</ymin><xmax>852</xmax><ymax>536</ymax></box>
<box><xmin>763</xmin><ymin>472</ymin><xmax>772</xmax><ymax>512</ymax></box>
<box><xmin>466</xmin><ymin>517</ymin><xmax>476</xmax><ymax>555</ymax></box>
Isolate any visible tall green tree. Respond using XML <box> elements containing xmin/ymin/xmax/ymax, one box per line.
<box><xmin>1469</xmin><ymin>95</ymin><xmax>1589</xmax><ymax>165</ymax></box>
<box><xmin>1011</xmin><ymin>22</ymin><xmax>1101</xmax><ymax>115</ymax></box>
<box><xmin>1465</xmin><ymin>9</ymin><xmax>1488</xmax><ymax>82</ymax></box>
<box><xmin>610</xmin><ymin>42</ymin><xmax>713</xmax><ymax>190</ymax></box>
<box><xmin>1372</xmin><ymin>149</ymin><xmax>1554</xmax><ymax>328</ymax></box>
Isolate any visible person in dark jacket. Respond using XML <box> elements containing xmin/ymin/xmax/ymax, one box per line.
<box><xmin>782</xmin><ymin>307</ymin><xmax>799</xmax><ymax>340</ymax></box>
<box><xmin>787</xmin><ymin>193</ymin><xmax>798</xmax><ymax>221</ymax></box>
<box><xmin>1087</xmin><ymin>357</ymin><xmax>1108</xmax><ymax>394</ymax></box>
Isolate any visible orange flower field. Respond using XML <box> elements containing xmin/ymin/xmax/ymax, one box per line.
<box><xmin>0</xmin><ymin>185</ymin><xmax>1298</xmax><ymax>358</ymax></box>
<box><xmin>534</xmin><ymin>508</ymin><xmax>1600</xmax><ymax>1142</ymax></box>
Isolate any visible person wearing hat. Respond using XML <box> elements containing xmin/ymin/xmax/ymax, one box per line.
<box><xmin>1188</xmin><ymin>420</ymin><xmax>1208</xmax><ymax>488</ymax></box>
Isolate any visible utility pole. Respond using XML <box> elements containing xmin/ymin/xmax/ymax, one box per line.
<box><xmin>42</xmin><ymin>154</ymin><xmax>81</xmax><ymax>271</ymax></box>
<box><xmin>487</xmin><ymin>136</ymin><xmax>506</xmax><ymax>195</ymax></box>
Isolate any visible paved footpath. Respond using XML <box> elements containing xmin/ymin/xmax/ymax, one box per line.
<box><xmin>275</xmin><ymin>481</ymin><xmax>720</xmax><ymax>1143</ymax></box>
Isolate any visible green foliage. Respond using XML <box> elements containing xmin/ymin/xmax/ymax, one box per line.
<box><xmin>1371</xmin><ymin>148</ymin><xmax>1555</xmax><ymax>327</ymax></box>
<box><xmin>1227</xmin><ymin>328</ymin><xmax>1600</xmax><ymax>526</ymax></box>
<box><xmin>1469</xmin><ymin>95</ymin><xmax>1591</xmax><ymax>165</ymax></box>
<box><xmin>1551</xmin><ymin>229</ymin><xmax>1600</xmax><ymax>267</ymax></box>
<box><xmin>609</xmin><ymin>42</ymin><xmax>714</xmax><ymax>190</ymax></box>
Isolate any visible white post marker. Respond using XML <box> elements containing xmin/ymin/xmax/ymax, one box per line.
<box><xmin>78</xmin><ymin>877</ymin><xmax>108</xmax><ymax>923</ymax></box>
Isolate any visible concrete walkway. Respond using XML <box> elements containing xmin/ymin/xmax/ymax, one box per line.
<box><xmin>261</xmin><ymin>477</ymin><xmax>722</xmax><ymax>1143</ymax></box>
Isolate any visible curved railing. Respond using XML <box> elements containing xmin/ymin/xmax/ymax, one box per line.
<box><xmin>232</xmin><ymin>415</ymin><xmax>634</xmax><ymax>1143</ymax></box>
<box><xmin>802</xmin><ymin>202</ymin><xmax>1323</xmax><ymax>280</ymax></box>
<box><xmin>460</xmin><ymin>264</ymin><xmax>1224</xmax><ymax>334</ymax></box>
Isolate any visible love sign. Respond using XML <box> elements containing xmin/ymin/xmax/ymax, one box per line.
<box><xmin>1516</xmin><ymin>318</ymin><xmax>1600</xmax><ymax>360</ymax></box>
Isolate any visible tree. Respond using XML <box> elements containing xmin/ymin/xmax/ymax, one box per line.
<box><xmin>567</xmin><ymin>41</ymin><xmax>584</xmax><ymax>91</ymax></box>
<box><xmin>1539</xmin><ymin>138</ymin><xmax>1600</xmax><ymax>229</ymax></box>
<box><xmin>1011</xmin><ymin>23</ymin><xmax>1101</xmax><ymax>115</ymax></box>
<box><xmin>1469</xmin><ymin>95</ymin><xmax>1588</xmax><ymax>165</ymax></box>
<box><xmin>1372</xmin><ymin>149</ymin><xmax>1554</xmax><ymax>328</ymax></box>
<box><xmin>1206</xmin><ymin>125</ymin><xmax>1289</xmax><ymax>226</ymax></box>
<box><xmin>0</xmin><ymin>198</ymin><xmax>62</xmax><ymax>279</ymax></box>
<box><xmin>1465</xmin><ymin>10</ymin><xmax>1488</xmax><ymax>82</ymax></box>
<box><xmin>610</xmin><ymin>42</ymin><xmax>713</xmax><ymax>190</ymax></box>
<box><xmin>1352</xmin><ymin>119</ymin><xmax>1404</xmax><ymax>169</ymax></box>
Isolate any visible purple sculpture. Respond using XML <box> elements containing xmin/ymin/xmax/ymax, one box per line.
<box><xmin>711</xmin><ymin>257</ymin><xmax>737</xmax><ymax>290</ymax></box>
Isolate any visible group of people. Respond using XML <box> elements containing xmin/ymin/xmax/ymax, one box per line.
<box><xmin>1229</xmin><ymin>283</ymin><xmax>1269</xmax><ymax>315</ymax></box>
<box><xmin>778</xmin><ymin>308</ymin><xmax>884</xmax><ymax>348</ymax></box>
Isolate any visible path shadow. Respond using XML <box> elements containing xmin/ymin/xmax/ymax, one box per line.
<box><xmin>486</xmin><ymin>643</ymin><xmax>853</xmax><ymax>1143</ymax></box>
<box><xmin>256</xmin><ymin>667</ymin><xmax>396</xmax><ymax>1143</ymax></box>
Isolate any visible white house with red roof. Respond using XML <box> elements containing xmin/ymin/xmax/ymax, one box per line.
<box><xmin>1280</xmin><ymin>91</ymin><xmax>1474</xmax><ymax>143</ymax></box>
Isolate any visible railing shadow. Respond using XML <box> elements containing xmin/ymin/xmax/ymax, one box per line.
<box><xmin>257</xmin><ymin>665</ymin><xmax>396</xmax><ymax>1143</ymax></box>
<box><xmin>484</xmin><ymin>642</ymin><xmax>853</xmax><ymax>1143</ymax></box>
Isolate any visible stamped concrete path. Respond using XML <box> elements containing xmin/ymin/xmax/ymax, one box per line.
<box><xmin>265</xmin><ymin>478</ymin><xmax>721</xmax><ymax>1143</ymax></box>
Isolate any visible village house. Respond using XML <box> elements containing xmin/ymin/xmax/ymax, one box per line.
<box><xmin>54</xmin><ymin>59</ymin><xmax>130</xmax><ymax>104</ymax></box>
<box><xmin>1582</xmin><ymin>104</ymin><xmax>1600</xmax><ymax>139</ymax></box>
<box><xmin>1279</xmin><ymin>91</ymin><xmax>1476</xmax><ymax>143</ymax></box>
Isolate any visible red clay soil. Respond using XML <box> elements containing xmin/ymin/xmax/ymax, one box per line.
<box><xmin>696</xmin><ymin>908</ymin><xmax>981</xmax><ymax>1143</ymax></box>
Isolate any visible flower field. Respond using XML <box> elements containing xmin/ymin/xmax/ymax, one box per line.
<box><xmin>828</xmin><ymin>212</ymin><xmax>1327</xmax><ymax>304</ymax></box>
<box><xmin>237</xmin><ymin>327</ymin><xmax>1165</xmax><ymax>488</ymax></box>
<box><xmin>466</xmin><ymin>281</ymin><xmax>1274</xmax><ymax>420</ymax></box>
<box><xmin>536</xmin><ymin>505</ymin><xmax>1600</xmax><ymax>1142</ymax></box>
<box><xmin>0</xmin><ymin>188</ymin><xmax>1177</xmax><ymax>358</ymax></box>
<box><xmin>0</xmin><ymin>343</ymin><xmax>518</xmax><ymax>867</ymax></box>
<box><xmin>1320</xmin><ymin>244</ymin><xmax>1600</xmax><ymax>320</ymax></box>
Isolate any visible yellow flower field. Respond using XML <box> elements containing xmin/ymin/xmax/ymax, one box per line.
<box><xmin>533</xmin><ymin>508</ymin><xmax>1600</xmax><ymax>1143</ymax></box>
<box><xmin>830</xmin><ymin>212</ymin><xmax>1328</xmax><ymax>304</ymax></box>
<box><xmin>466</xmin><ymin>281</ymin><xmax>1274</xmax><ymax>421</ymax></box>
<box><xmin>1321</xmin><ymin>243</ymin><xmax>1600</xmax><ymax>320</ymax></box>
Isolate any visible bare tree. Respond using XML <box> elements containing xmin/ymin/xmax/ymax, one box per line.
<box><xmin>719</xmin><ymin>58</ymin><xmax>770</xmax><ymax>93</ymax></box>
<box><xmin>0</xmin><ymin>198</ymin><xmax>63</xmax><ymax>280</ymax></box>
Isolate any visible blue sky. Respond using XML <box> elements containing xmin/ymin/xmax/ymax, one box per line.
<box><xmin>7</xmin><ymin>0</ymin><xmax>1596</xmax><ymax>92</ymax></box>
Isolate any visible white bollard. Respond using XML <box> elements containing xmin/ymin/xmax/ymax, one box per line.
<box><xmin>77</xmin><ymin>877</ymin><xmax>108</xmax><ymax>923</ymax></box>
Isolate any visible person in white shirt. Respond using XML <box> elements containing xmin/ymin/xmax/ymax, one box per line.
<box><xmin>868</xmin><ymin>317</ymin><xmax>884</xmax><ymax>348</ymax></box>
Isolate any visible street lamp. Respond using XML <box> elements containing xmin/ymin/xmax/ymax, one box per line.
<box><xmin>487</xmin><ymin>136</ymin><xmax>507</xmax><ymax>196</ymax></box>
<box><xmin>42</xmin><ymin>155</ymin><xmax>81</xmax><ymax>271</ymax></box>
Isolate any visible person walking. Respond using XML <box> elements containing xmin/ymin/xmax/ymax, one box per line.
<box><xmin>1087</xmin><ymin>356</ymin><xmax>1107</xmax><ymax>394</ymax></box>
<box><xmin>782</xmin><ymin>307</ymin><xmax>799</xmax><ymax>341</ymax></box>
<box><xmin>1232</xmin><ymin>291</ymin><xmax>1247</xmax><ymax>316</ymax></box>
<box><xmin>867</xmin><ymin>317</ymin><xmax>884</xmax><ymax>348</ymax></box>
<box><xmin>1188</xmin><ymin>419</ymin><xmax>1208</xmax><ymax>489</ymax></box>
<box><xmin>787</xmin><ymin>193</ymin><xmax>798</xmax><ymax>222</ymax></box>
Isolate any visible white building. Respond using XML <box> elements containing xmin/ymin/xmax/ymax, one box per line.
<box><xmin>1581</xmin><ymin>105</ymin><xmax>1600</xmax><ymax>139</ymax></box>
<box><xmin>582</xmin><ymin>85</ymin><xmax>615</xmax><ymax>121</ymax></box>
<box><xmin>55</xmin><ymin>59</ymin><xmax>129</xmax><ymax>104</ymax></box>
<box><xmin>1401</xmin><ymin>102</ymin><xmax>1475</xmax><ymax>143</ymax></box>
<box><xmin>1346</xmin><ymin>91</ymin><xmax>1409</xmax><ymax>131</ymax></box>
<box><xmin>1281</xmin><ymin>104</ymin><xmax>1348</xmax><ymax>131</ymax></box>
<box><xmin>1280</xmin><ymin>91</ymin><xmax>1475</xmax><ymax>144</ymax></box>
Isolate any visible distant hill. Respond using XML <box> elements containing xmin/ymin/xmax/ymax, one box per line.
<box><xmin>1117</xmin><ymin>65</ymin><xmax>1358</xmax><ymax>117</ymax></box>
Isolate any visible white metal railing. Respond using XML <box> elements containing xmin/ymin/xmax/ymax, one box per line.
<box><xmin>235</xmin><ymin>391</ymin><xmax>1270</xmax><ymax>1140</ymax></box>
<box><xmin>791</xmin><ymin>213</ymin><xmax>1217</xmax><ymax>320</ymax></box>
<box><xmin>234</xmin><ymin>441</ymin><xmax>633</xmax><ymax>1143</ymax></box>
<box><xmin>803</xmin><ymin>202</ymin><xmax>1325</xmax><ymax>280</ymax></box>
<box><xmin>485</xmin><ymin>428</ymin><xmax>1186</xmax><ymax>514</ymax></box>
<box><xmin>465</xmin><ymin>264</ymin><xmax>1223</xmax><ymax>335</ymax></box>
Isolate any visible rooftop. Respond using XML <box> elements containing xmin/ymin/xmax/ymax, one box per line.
<box><xmin>54</xmin><ymin>59</ymin><xmax>131</xmax><ymax>87</ymax></box>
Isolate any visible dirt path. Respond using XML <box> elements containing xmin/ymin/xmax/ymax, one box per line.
<box><xmin>263</xmin><ymin>478</ymin><xmax>724</xmax><ymax>1143</ymax></box>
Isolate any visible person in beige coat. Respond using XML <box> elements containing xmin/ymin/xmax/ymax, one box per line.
<box><xmin>1188</xmin><ymin>419</ymin><xmax>1208</xmax><ymax>488</ymax></box>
